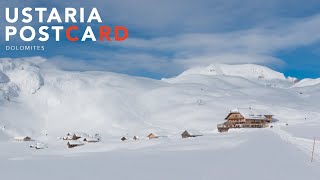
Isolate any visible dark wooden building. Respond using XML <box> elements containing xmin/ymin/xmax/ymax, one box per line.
<box><xmin>133</xmin><ymin>136</ymin><xmax>139</xmax><ymax>140</ymax></box>
<box><xmin>67</xmin><ymin>141</ymin><xmax>84</xmax><ymax>148</ymax></box>
<box><xmin>83</xmin><ymin>137</ymin><xmax>100</xmax><ymax>143</ymax></box>
<box><xmin>181</xmin><ymin>130</ymin><xmax>203</xmax><ymax>138</ymax></box>
<box><xmin>14</xmin><ymin>136</ymin><xmax>32</xmax><ymax>141</ymax></box>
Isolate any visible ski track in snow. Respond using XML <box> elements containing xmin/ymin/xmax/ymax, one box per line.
<box><xmin>271</xmin><ymin>123</ymin><xmax>320</xmax><ymax>161</ymax></box>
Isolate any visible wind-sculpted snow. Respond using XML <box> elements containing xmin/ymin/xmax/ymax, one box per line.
<box><xmin>0</xmin><ymin>58</ymin><xmax>44</xmax><ymax>95</ymax></box>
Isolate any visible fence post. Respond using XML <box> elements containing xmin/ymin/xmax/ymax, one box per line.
<box><xmin>311</xmin><ymin>137</ymin><xmax>316</xmax><ymax>163</ymax></box>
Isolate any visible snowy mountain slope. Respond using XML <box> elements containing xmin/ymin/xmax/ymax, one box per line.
<box><xmin>1</xmin><ymin>70</ymin><xmax>165</xmax><ymax>137</ymax></box>
<box><xmin>0</xmin><ymin>58</ymin><xmax>44</xmax><ymax>95</ymax></box>
<box><xmin>0</xmin><ymin>70</ymin><xmax>9</xmax><ymax>83</ymax></box>
<box><xmin>179</xmin><ymin>64</ymin><xmax>287</xmax><ymax>80</ymax></box>
<box><xmin>292</xmin><ymin>78</ymin><xmax>320</xmax><ymax>87</ymax></box>
<box><xmin>0</xmin><ymin>58</ymin><xmax>319</xmax><ymax>180</ymax></box>
<box><xmin>0</xmin><ymin>59</ymin><xmax>318</xmax><ymax>137</ymax></box>
<box><xmin>172</xmin><ymin>64</ymin><xmax>298</xmax><ymax>88</ymax></box>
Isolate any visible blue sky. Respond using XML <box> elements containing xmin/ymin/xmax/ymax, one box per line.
<box><xmin>1</xmin><ymin>0</ymin><xmax>320</xmax><ymax>79</ymax></box>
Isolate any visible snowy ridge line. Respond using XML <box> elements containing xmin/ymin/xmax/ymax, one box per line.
<box><xmin>179</xmin><ymin>64</ymin><xmax>288</xmax><ymax>80</ymax></box>
<box><xmin>292</xmin><ymin>78</ymin><xmax>320</xmax><ymax>88</ymax></box>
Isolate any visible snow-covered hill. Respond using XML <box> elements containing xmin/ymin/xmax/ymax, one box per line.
<box><xmin>0</xmin><ymin>59</ymin><xmax>318</xmax><ymax>136</ymax></box>
<box><xmin>179</xmin><ymin>64</ymin><xmax>287</xmax><ymax>80</ymax></box>
<box><xmin>0</xmin><ymin>58</ymin><xmax>319</xmax><ymax>180</ymax></box>
<box><xmin>292</xmin><ymin>78</ymin><xmax>320</xmax><ymax>87</ymax></box>
<box><xmin>172</xmin><ymin>64</ymin><xmax>298</xmax><ymax>88</ymax></box>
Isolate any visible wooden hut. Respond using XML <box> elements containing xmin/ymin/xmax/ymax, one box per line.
<box><xmin>83</xmin><ymin>137</ymin><xmax>100</xmax><ymax>143</ymax></box>
<box><xmin>147</xmin><ymin>133</ymin><xmax>158</xmax><ymax>139</ymax></box>
<box><xmin>72</xmin><ymin>134</ymin><xmax>81</xmax><ymax>140</ymax></box>
<box><xmin>133</xmin><ymin>136</ymin><xmax>139</xmax><ymax>140</ymax></box>
<box><xmin>217</xmin><ymin>123</ymin><xmax>229</xmax><ymax>132</ymax></box>
<box><xmin>181</xmin><ymin>130</ymin><xmax>203</xmax><ymax>138</ymax></box>
<box><xmin>72</xmin><ymin>132</ymin><xmax>89</xmax><ymax>140</ymax></box>
<box><xmin>121</xmin><ymin>137</ymin><xmax>128</xmax><ymax>141</ymax></box>
<box><xmin>14</xmin><ymin>136</ymin><xmax>32</xmax><ymax>141</ymax></box>
<box><xmin>63</xmin><ymin>135</ymin><xmax>73</xmax><ymax>140</ymax></box>
<box><xmin>67</xmin><ymin>141</ymin><xmax>84</xmax><ymax>148</ymax></box>
<box><xmin>30</xmin><ymin>142</ymin><xmax>48</xmax><ymax>149</ymax></box>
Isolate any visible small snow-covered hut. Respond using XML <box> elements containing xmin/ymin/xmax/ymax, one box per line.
<box><xmin>30</xmin><ymin>142</ymin><xmax>48</xmax><ymax>149</ymax></box>
<box><xmin>181</xmin><ymin>130</ymin><xmax>203</xmax><ymax>138</ymax></box>
<box><xmin>67</xmin><ymin>141</ymin><xmax>84</xmax><ymax>148</ymax></box>
<box><xmin>133</xmin><ymin>136</ymin><xmax>139</xmax><ymax>140</ymax></box>
<box><xmin>72</xmin><ymin>132</ymin><xmax>89</xmax><ymax>140</ymax></box>
<box><xmin>83</xmin><ymin>137</ymin><xmax>100</xmax><ymax>143</ymax></box>
<box><xmin>147</xmin><ymin>133</ymin><xmax>158</xmax><ymax>139</ymax></box>
<box><xmin>217</xmin><ymin>123</ymin><xmax>229</xmax><ymax>132</ymax></box>
<box><xmin>14</xmin><ymin>136</ymin><xmax>32</xmax><ymax>141</ymax></box>
<box><xmin>62</xmin><ymin>135</ymin><xmax>73</xmax><ymax>140</ymax></box>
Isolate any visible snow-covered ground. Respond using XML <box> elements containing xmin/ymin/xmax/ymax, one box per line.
<box><xmin>0</xmin><ymin>58</ymin><xmax>319</xmax><ymax>179</ymax></box>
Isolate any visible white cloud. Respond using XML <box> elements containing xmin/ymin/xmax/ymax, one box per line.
<box><xmin>1</xmin><ymin>1</ymin><xmax>320</xmax><ymax>78</ymax></box>
<box><xmin>36</xmin><ymin>13</ymin><xmax>320</xmax><ymax>78</ymax></box>
<box><xmin>118</xmin><ymin>14</ymin><xmax>320</xmax><ymax>53</ymax></box>
<box><xmin>101</xmin><ymin>14</ymin><xmax>320</xmax><ymax>72</ymax></box>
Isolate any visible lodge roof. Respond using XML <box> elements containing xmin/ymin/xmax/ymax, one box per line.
<box><xmin>30</xmin><ymin>142</ymin><xmax>48</xmax><ymax>149</ymax></box>
<box><xmin>14</xmin><ymin>136</ymin><xmax>31</xmax><ymax>140</ymax></box>
<box><xmin>227</xmin><ymin>108</ymin><xmax>273</xmax><ymax>120</ymax></box>
<box><xmin>147</xmin><ymin>133</ymin><xmax>157</xmax><ymax>137</ymax></box>
<box><xmin>67</xmin><ymin>140</ymin><xmax>84</xmax><ymax>145</ymax></box>
<box><xmin>182</xmin><ymin>130</ymin><xmax>202</xmax><ymax>136</ymax></box>
<box><xmin>83</xmin><ymin>137</ymin><xmax>100</xmax><ymax>142</ymax></box>
<box><xmin>71</xmin><ymin>132</ymin><xmax>89</xmax><ymax>137</ymax></box>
